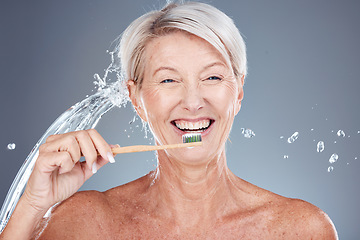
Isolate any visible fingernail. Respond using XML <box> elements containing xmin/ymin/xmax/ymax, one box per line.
<box><xmin>107</xmin><ymin>152</ymin><xmax>115</xmax><ymax>163</ymax></box>
<box><xmin>92</xmin><ymin>162</ymin><xmax>97</xmax><ymax>174</ymax></box>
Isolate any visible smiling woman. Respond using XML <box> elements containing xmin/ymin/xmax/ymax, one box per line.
<box><xmin>0</xmin><ymin>1</ymin><xmax>338</xmax><ymax>239</ymax></box>
<box><xmin>128</xmin><ymin>32</ymin><xmax>242</xmax><ymax>165</ymax></box>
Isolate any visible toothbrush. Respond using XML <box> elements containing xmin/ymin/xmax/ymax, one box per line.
<box><xmin>111</xmin><ymin>133</ymin><xmax>202</xmax><ymax>155</ymax></box>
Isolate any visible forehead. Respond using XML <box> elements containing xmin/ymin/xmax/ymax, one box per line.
<box><xmin>144</xmin><ymin>32</ymin><xmax>228</xmax><ymax>73</ymax></box>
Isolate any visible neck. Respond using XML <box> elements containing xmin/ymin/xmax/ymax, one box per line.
<box><xmin>148</xmin><ymin>149</ymin><xmax>243</xmax><ymax>228</ymax></box>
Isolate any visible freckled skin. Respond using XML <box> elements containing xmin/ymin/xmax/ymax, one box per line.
<box><xmin>37</xmin><ymin>173</ymin><xmax>337</xmax><ymax>239</ymax></box>
<box><xmin>35</xmin><ymin>32</ymin><xmax>337</xmax><ymax>239</ymax></box>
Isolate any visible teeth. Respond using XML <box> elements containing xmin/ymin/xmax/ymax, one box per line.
<box><xmin>175</xmin><ymin>120</ymin><xmax>211</xmax><ymax>130</ymax></box>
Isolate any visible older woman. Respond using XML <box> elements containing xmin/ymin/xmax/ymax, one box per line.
<box><xmin>1</xmin><ymin>1</ymin><xmax>337</xmax><ymax>239</ymax></box>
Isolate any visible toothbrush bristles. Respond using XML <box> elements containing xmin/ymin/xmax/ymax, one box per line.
<box><xmin>182</xmin><ymin>133</ymin><xmax>202</xmax><ymax>143</ymax></box>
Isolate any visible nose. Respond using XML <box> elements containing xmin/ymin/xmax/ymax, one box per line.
<box><xmin>181</xmin><ymin>84</ymin><xmax>204</xmax><ymax>113</ymax></box>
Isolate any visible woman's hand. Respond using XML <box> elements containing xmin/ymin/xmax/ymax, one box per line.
<box><xmin>22</xmin><ymin>129</ymin><xmax>115</xmax><ymax>213</ymax></box>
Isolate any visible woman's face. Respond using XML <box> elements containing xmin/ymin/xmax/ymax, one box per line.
<box><xmin>129</xmin><ymin>31</ymin><xmax>243</xmax><ymax>164</ymax></box>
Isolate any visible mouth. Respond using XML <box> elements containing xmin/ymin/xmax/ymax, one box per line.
<box><xmin>171</xmin><ymin>119</ymin><xmax>214</xmax><ymax>133</ymax></box>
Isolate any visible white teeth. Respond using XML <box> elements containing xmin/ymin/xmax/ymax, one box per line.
<box><xmin>175</xmin><ymin>120</ymin><xmax>211</xmax><ymax>130</ymax></box>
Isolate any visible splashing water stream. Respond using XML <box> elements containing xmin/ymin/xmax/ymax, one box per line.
<box><xmin>0</xmin><ymin>50</ymin><xmax>129</xmax><ymax>232</ymax></box>
<box><xmin>0</xmin><ymin>91</ymin><xmax>117</xmax><ymax>232</ymax></box>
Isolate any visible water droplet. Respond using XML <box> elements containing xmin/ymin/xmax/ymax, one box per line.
<box><xmin>240</xmin><ymin>128</ymin><xmax>245</xmax><ymax>134</ymax></box>
<box><xmin>331</xmin><ymin>130</ymin><xmax>334</xmax><ymax>133</ymax></box>
<box><xmin>316</xmin><ymin>141</ymin><xmax>324</xmax><ymax>153</ymax></box>
<box><xmin>136</xmin><ymin>125</ymin><xmax>139</xmax><ymax>128</ymax></box>
<box><xmin>329</xmin><ymin>153</ymin><xmax>339</xmax><ymax>164</ymax></box>
<box><xmin>334</xmin><ymin>141</ymin><xmax>337</xmax><ymax>144</ymax></box>
<box><xmin>337</xmin><ymin>130</ymin><xmax>345</xmax><ymax>137</ymax></box>
<box><xmin>287</xmin><ymin>132</ymin><xmax>299</xmax><ymax>143</ymax></box>
<box><xmin>358</xmin><ymin>130</ymin><xmax>360</xmax><ymax>134</ymax></box>
<box><xmin>327</xmin><ymin>166</ymin><xmax>334</xmax><ymax>172</ymax></box>
<box><xmin>310</xmin><ymin>128</ymin><xmax>314</xmax><ymax>131</ymax></box>
<box><xmin>124</xmin><ymin>129</ymin><xmax>127</xmax><ymax>132</ymax></box>
<box><xmin>347</xmin><ymin>162</ymin><xmax>350</xmax><ymax>165</ymax></box>
<box><xmin>127</xmin><ymin>135</ymin><xmax>130</xmax><ymax>138</ymax></box>
<box><xmin>243</xmin><ymin>129</ymin><xmax>255</xmax><ymax>138</ymax></box>
<box><xmin>280</xmin><ymin>136</ymin><xmax>284</xmax><ymax>139</ymax></box>
<box><xmin>7</xmin><ymin>143</ymin><xmax>16</xmax><ymax>150</ymax></box>
<box><xmin>283</xmin><ymin>155</ymin><xmax>289</xmax><ymax>159</ymax></box>
<box><xmin>129</xmin><ymin>115</ymin><xmax>137</xmax><ymax>124</ymax></box>
<box><xmin>355</xmin><ymin>157</ymin><xmax>358</xmax><ymax>160</ymax></box>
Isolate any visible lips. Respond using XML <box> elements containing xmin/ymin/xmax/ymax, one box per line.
<box><xmin>171</xmin><ymin>119</ymin><xmax>214</xmax><ymax>132</ymax></box>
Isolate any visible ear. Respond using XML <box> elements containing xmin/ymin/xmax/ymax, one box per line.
<box><xmin>127</xmin><ymin>80</ymin><xmax>148</xmax><ymax>122</ymax></box>
<box><xmin>234</xmin><ymin>75</ymin><xmax>245</xmax><ymax>115</ymax></box>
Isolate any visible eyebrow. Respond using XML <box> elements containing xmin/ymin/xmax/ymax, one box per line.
<box><xmin>152</xmin><ymin>61</ymin><xmax>227</xmax><ymax>77</ymax></box>
<box><xmin>201</xmin><ymin>62</ymin><xmax>227</xmax><ymax>72</ymax></box>
<box><xmin>152</xmin><ymin>66</ymin><xmax>178</xmax><ymax>77</ymax></box>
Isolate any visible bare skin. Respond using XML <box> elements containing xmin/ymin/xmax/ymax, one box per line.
<box><xmin>37</xmin><ymin>163</ymin><xmax>336</xmax><ymax>239</ymax></box>
<box><xmin>0</xmin><ymin>32</ymin><xmax>337</xmax><ymax>239</ymax></box>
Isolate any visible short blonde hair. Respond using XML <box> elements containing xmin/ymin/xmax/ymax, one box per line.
<box><xmin>116</xmin><ymin>1</ymin><xmax>247</xmax><ymax>88</ymax></box>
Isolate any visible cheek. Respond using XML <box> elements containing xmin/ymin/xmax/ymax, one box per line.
<box><xmin>203</xmin><ymin>82</ymin><xmax>239</xmax><ymax>115</ymax></box>
<box><xmin>140</xmin><ymin>87</ymin><xmax>179</xmax><ymax>120</ymax></box>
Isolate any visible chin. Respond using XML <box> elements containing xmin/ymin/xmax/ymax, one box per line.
<box><xmin>164</xmin><ymin>146</ymin><xmax>220</xmax><ymax>166</ymax></box>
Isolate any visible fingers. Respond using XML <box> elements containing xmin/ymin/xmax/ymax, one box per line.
<box><xmin>87</xmin><ymin>129</ymin><xmax>115</xmax><ymax>164</ymax></box>
<box><xmin>41</xmin><ymin>129</ymin><xmax>115</xmax><ymax>175</ymax></box>
<box><xmin>37</xmin><ymin>151</ymin><xmax>74</xmax><ymax>175</ymax></box>
<box><xmin>74</xmin><ymin>130</ymin><xmax>99</xmax><ymax>170</ymax></box>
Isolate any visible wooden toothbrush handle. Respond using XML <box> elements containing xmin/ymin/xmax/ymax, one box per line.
<box><xmin>111</xmin><ymin>142</ymin><xmax>202</xmax><ymax>154</ymax></box>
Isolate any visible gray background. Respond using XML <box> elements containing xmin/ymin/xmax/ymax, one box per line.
<box><xmin>1</xmin><ymin>0</ymin><xmax>359</xmax><ymax>238</ymax></box>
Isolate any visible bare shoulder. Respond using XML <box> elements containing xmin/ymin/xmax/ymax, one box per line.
<box><xmin>36</xmin><ymin>175</ymin><xmax>150</xmax><ymax>239</ymax></box>
<box><xmin>35</xmin><ymin>190</ymin><xmax>110</xmax><ymax>239</ymax></box>
<box><xmin>270</xmin><ymin>197</ymin><xmax>338</xmax><ymax>239</ymax></box>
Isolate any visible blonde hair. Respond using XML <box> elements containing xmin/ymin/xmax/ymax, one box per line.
<box><xmin>116</xmin><ymin>1</ymin><xmax>247</xmax><ymax>88</ymax></box>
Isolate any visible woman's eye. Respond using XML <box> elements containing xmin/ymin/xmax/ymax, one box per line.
<box><xmin>207</xmin><ymin>76</ymin><xmax>222</xmax><ymax>81</ymax></box>
<box><xmin>160</xmin><ymin>79</ymin><xmax>175</xmax><ymax>83</ymax></box>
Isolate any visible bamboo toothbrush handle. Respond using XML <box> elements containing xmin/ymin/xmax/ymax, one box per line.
<box><xmin>111</xmin><ymin>142</ymin><xmax>202</xmax><ymax>155</ymax></box>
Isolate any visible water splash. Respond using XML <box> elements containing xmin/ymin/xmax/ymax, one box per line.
<box><xmin>327</xmin><ymin>166</ymin><xmax>334</xmax><ymax>173</ymax></box>
<box><xmin>240</xmin><ymin>128</ymin><xmax>255</xmax><ymax>138</ymax></box>
<box><xmin>337</xmin><ymin>130</ymin><xmax>346</xmax><ymax>137</ymax></box>
<box><xmin>7</xmin><ymin>143</ymin><xmax>16</xmax><ymax>150</ymax></box>
<box><xmin>329</xmin><ymin>153</ymin><xmax>339</xmax><ymax>164</ymax></box>
<box><xmin>243</xmin><ymin>129</ymin><xmax>255</xmax><ymax>138</ymax></box>
<box><xmin>287</xmin><ymin>131</ymin><xmax>299</xmax><ymax>143</ymax></box>
<box><xmin>0</xmin><ymin>50</ymin><xmax>130</xmax><ymax>233</ymax></box>
<box><xmin>316</xmin><ymin>141</ymin><xmax>325</xmax><ymax>153</ymax></box>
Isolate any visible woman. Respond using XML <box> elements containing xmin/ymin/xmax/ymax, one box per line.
<box><xmin>0</xmin><ymin>1</ymin><xmax>337</xmax><ymax>239</ymax></box>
